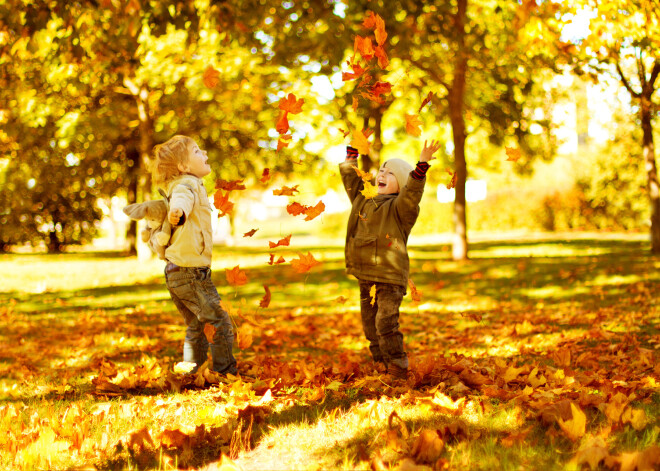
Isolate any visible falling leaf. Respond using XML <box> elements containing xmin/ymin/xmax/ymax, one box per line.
<box><xmin>204</xmin><ymin>323</ymin><xmax>216</xmax><ymax>343</ymax></box>
<box><xmin>370</xmin><ymin>81</ymin><xmax>392</xmax><ymax>98</ymax></box>
<box><xmin>269</xmin><ymin>234</ymin><xmax>292</xmax><ymax>248</ymax></box>
<box><xmin>304</xmin><ymin>201</ymin><xmax>325</xmax><ymax>221</ymax></box>
<box><xmin>374</xmin><ymin>45</ymin><xmax>389</xmax><ymax>69</ymax></box>
<box><xmin>259</xmin><ymin>286</ymin><xmax>271</xmax><ymax>308</ymax></box>
<box><xmin>369</xmin><ymin>285</ymin><xmax>376</xmax><ymax>306</ymax></box>
<box><xmin>226</xmin><ymin>265</ymin><xmax>248</xmax><ymax>286</ymax></box>
<box><xmin>374</xmin><ymin>15</ymin><xmax>387</xmax><ymax>46</ymax></box>
<box><xmin>277</xmin><ymin>138</ymin><xmax>289</xmax><ymax>151</ymax></box>
<box><xmin>505</xmin><ymin>146</ymin><xmax>522</xmax><ymax>162</ymax></box>
<box><xmin>267</xmin><ymin>253</ymin><xmax>286</xmax><ymax>265</ymax></box>
<box><xmin>446</xmin><ymin>168</ymin><xmax>457</xmax><ymax>189</ymax></box>
<box><xmin>273</xmin><ymin>185</ymin><xmax>300</xmax><ymax>196</ymax></box>
<box><xmin>351</xmin><ymin>165</ymin><xmax>372</xmax><ymax>182</ymax></box>
<box><xmin>336</xmin><ymin>296</ymin><xmax>348</xmax><ymax>304</ymax></box>
<box><xmin>418</xmin><ymin>91</ymin><xmax>434</xmax><ymax>113</ymax></box>
<box><xmin>203</xmin><ymin>66</ymin><xmax>220</xmax><ymax>89</ymax></box>
<box><xmin>278</xmin><ymin>93</ymin><xmax>305</xmax><ymax>114</ymax></box>
<box><xmin>405</xmin><ymin>114</ymin><xmax>423</xmax><ymax>137</ymax></box>
<box><xmin>216</xmin><ymin>179</ymin><xmax>246</xmax><ymax>191</ymax></box>
<box><xmin>342</xmin><ymin>62</ymin><xmax>365</xmax><ymax>81</ymax></box>
<box><xmin>243</xmin><ymin>229</ymin><xmax>258</xmax><ymax>238</ymax></box>
<box><xmin>291</xmin><ymin>252</ymin><xmax>321</xmax><ymax>273</ymax></box>
<box><xmin>350</xmin><ymin>128</ymin><xmax>371</xmax><ymax>155</ymax></box>
<box><xmin>237</xmin><ymin>324</ymin><xmax>253</xmax><ymax>349</ymax></box>
<box><xmin>276</xmin><ymin>111</ymin><xmax>289</xmax><ymax>134</ymax></box>
<box><xmin>287</xmin><ymin>202</ymin><xmax>307</xmax><ymax>217</ymax></box>
<box><xmin>361</xmin><ymin>181</ymin><xmax>379</xmax><ymax>199</ymax></box>
<box><xmin>557</xmin><ymin>403</ymin><xmax>586</xmax><ymax>442</ymax></box>
<box><xmin>408</xmin><ymin>278</ymin><xmax>422</xmax><ymax>305</ymax></box>
<box><xmin>260</xmin><ymin>168</ymin><xmax>271</xmax><ymax>183</ymax></box>
<box><xmin>354</xmin><ymin>35</ymin><xmax>375</xmax><ymax>61</ymax></box>
<box><xmin>213</xmin><ymin>191</ymin><xmax>234</xmax><ymax>217</ymax></box>
<box><xmin>363</xmin><ymin>11</ymin><xmax>378</xmax><ymax>29</ymax></box>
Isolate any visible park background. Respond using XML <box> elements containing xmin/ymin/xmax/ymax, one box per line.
<box><xmin>1</xmin><ymin>1</ymin><xmax>659</xmax><ymax>471</ymax></box>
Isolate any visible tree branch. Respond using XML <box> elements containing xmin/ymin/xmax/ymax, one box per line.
<box><xmin>616</xmin><ymin>60</ymin><xmax>641</xmax><ymax>98</ymax></box>
<box><xmin>649</xmin><ymin>59</ymin><xmax>660</xmax><ymax>92</ymax></box>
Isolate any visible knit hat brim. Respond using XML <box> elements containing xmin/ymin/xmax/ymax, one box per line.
<box><xmin>382</xmin><ymin>159</ymin><xmax>414</xmax><ymax>192</ymax></box>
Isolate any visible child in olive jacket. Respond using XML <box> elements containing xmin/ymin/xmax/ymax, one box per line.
<box><xmin>340</xmin><ymin>140</ymin><xmax>440</xmax><ymax>380</ymax></box>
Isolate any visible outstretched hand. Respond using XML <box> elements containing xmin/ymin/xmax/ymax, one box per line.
<box><xmin>420</xmin><ymin>139</ymin><xmax>441</xmax><ymax>163</ymax></box>
<box><xmin>168</xmin><ymin>208</ymin><xmax>183</xmax><ymax>226</ymax></box>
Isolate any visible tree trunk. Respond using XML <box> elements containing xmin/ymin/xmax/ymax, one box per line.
<box><xmin>125</xmin><ymin>146</ymin><xmax>139</xmax><ymax>256</ymax></box>
<box><xmin>641</xmin><ymin>94</ymin><xmax>660</xmax><ymax>252</ymax></box>
<box><xmin>135</xmin><ymin>86</ymin><xmax>155</xmax><ymax>261</ymax></box>
<box><xmin>449</xmin><ymin>0</ymin><xmax>469</xmax><ymax>261</ymax></box>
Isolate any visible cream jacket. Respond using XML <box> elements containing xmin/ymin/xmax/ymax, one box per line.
<box><xmin>164</xmin><ymin>175</ymin><xmax>213</xmax><ymax>268</ymax></box>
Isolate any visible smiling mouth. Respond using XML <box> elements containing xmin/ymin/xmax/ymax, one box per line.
<box><xmin>378</xmin><ymin>181</ymin><xmax>386</xmax><ymax>188</ymax></box>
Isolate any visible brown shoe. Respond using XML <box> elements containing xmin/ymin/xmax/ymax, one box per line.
<box><xmin>387</xmin><ymin>363</ymin><xmax>408</xmax><ymax>380</ymax></box>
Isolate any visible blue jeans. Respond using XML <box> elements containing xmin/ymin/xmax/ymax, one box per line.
<box><xmin>358</xmin><ymin>280</ymin><xmax>408</xmax><ymax>369</ymax></box>
<box><xmin>165</xmin><ymin>266</ymin><xmax>237</xmax><ymax>375</ymax></box>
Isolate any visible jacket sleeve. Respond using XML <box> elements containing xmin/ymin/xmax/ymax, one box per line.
<box><xmin>393</xmin><ymin>173</ymin><xmax>425</xmax><ymax>230</ymax></box>
<box><xmin>169</xmin><ymin>182</ymin><xmax>195</xmax><ymax>219</ymax></box>
<box><xmin>339</xmin><ymin>161</ymin><xmax>365</xmax><ymax>204</ymax></box>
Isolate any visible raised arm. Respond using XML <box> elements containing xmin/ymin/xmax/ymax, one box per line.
<box><xmin>339</xmin><ymin>146</ymin><xmax>365</xmax><ymax>203</ymax></box>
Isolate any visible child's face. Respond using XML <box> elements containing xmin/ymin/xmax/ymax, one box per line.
<box><xmin>179</xmin><ymin>142</ymin><xmax>211</xmax><ymax>178</ymax></box>
<box><xmin>377</xmin><ymin>166</ymin><xmax>399</xmax><ymax>194</ymax></box>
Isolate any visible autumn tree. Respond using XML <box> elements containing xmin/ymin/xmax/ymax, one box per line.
<box><xmin>568</xmin><ymin>0</ymin><xmax>660</xmax><ymax>252</ymax></box>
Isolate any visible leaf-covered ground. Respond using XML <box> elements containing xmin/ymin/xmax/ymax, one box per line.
<box><xmin>1</xmin><ymin>234</ymin><xmax>659</xmax><ymax>471</ymax></box>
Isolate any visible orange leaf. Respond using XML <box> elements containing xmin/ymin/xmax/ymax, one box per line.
<box><xmin>557</xmin><ymin>403</ymin><xmax>586</xmax><ymax>442</ymax></box>
<box><xmin>213</xmin><ymin>191</ymin><xmax>234</xmax><ymax>217</ymax></box>
<box><xmin>411</xmin><ymin>429</ymin><xmax>444</xmax><ymax>463</ymax></box>
<box><xmin>342</xmin><ymin>62</ymin><xmax>365</xmax><ymax>81</ymax></box>
<box><xmin>237</xmin><ymin>324</ymin><xmax>253</xmax><ymax>349</ymax></box>
<box><xmin>363</xmin><ymin>11</ymin><xmax>378</xmax><ymax>29</ymax></box>
<box><xmin>216</xmin><ymin>179</ymin><xmax>246</xmax><ymax>191</ymax></box>
<box><xmin>259</xmin><ymin>285</ymin><xmax>271</xmax><ymax>308</ymax></box>
<box><xmin>277</xmin><ymin>139</ymin><xmax>289</xmax><ymax>151</ymax></box>
<box><xmin>351</xmin><ymin>165</ymin><xmax>372</xmax><ymax>182</ymax></box>
<box><xmin>445</xmin><ymin>168</ymin><xmax>457</xmax><ymax>189</ymax></box>
<box><xmin>273</xmin><ymin>185</ymin><xmax>300</xmax><ymax>196</ymax></box>
<box><xmin>225</xmin><ymin>265</ymin><xmax>248</xmax><ymax>286</ymax></box>
<box><xmin>405</xmin><ymin>114</ymin><xmax>423</xmax><ymax>137</ymax></box>
<box><xmin>276</xmin><ymin>111</ymin><xmax>289</xmax><ymax>134</ymax></box>
<box><xmin>278</xmin><ymin>93</ymin><xmax>304</xmax><ymax>114</ymax></box>
<box><xmin>243</xmin><ymin>229</ymin><xmax>258</xmax><ymax>237</ymax></box>
<box><xmin>350</xmin><ymin>128</ymin><xmax>371</xmax><ymax>155</ymax></box>
<box><xmin>203</xmin><ymin>66</ymin><xmax>220</xmax><ymax>89</ymax></box>
<box><xmin>371</xmin><ymin>81</ymin><xmax>392</xmax><ymax>98</ymax></box>
<box><xmin>204</xmin><ymin>324</ymin><xmax>216</xmax><ymax>343</ymax></box>
<box><xmin>260</xmin><ymin>168</ymin><xmax>271</xmax><ymax>183</ymax></box>
<box><xmin>287</xmin><ymin>202</ymin><xmax>307</xmax><ymax>217</ymax></box>
<box><xmin>361</xmin><ymin>181</ymin><xmax>378</xmax><ymax>199</ymax></box>
<box><xmin>374</xmin><ymin>16</ymin><xmax>387</xmax><ymax>46</ymax></box>
<box><xmin>304</xmin><ymin>200</ymin><xmax>325</xmax><ymax>221</ymax></box>
<box><xmin>291</xmin><ymin>251</ymin><xmax>321</xmax><ymax>273</ymax></box>
<box><xmin>505</xmin><ymin>146</ymin><xmax>522</xmax><ymax>162</ymax></box>
<box><xmin>419</xmin><ymin>91</ymin><xmax>434</xmax><ymax>113</ymax></box>
<box><xmin>375</xmin><ymin>45</ymin><xmax>389</xmax><ymax>69</ymax></box>
<box><xmin>354</xmin><ymin>35</ymin><xmax>375</xmax><ymax>61</ymax></box>
<box><xmin>267</xmin><ymin>253</ymin><xmax>286</xmax><ymax>265</ymax></box>
<box><xmin>268</xmin><ymin>234</ymin><xmax>292</xmax><ymax>248</ymax></box>
<box><xmin>408</xmin><ymin>278</ymin><xmax>422</xmax><ymax>305</ymax></box>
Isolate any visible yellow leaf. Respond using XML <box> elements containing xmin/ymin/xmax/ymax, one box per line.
<box><xmin>405</xmin><ymin>114</ymin><xmax>422</xmax><ymax>136</ymax></box>
<box><xmin>557</xmin><ymin>403</ymin><xmax>586</xmax><ymax>442</ymax></box>
<box><xmin>622</xmin><ymin>407</ymin><xmax>647</xmax><ymax>431</ymax></box>
<box><xmin>361</xmin><ymin>181</ymin><xmax>378</xmax><ymax>199</ymax></box>
<box><xmin>350</xmin><ymin>128</ymin><xmax>370</xmax><ymax>155</ymax></box>
<box><xmin>369</xmin><ymin>285</ymin><xmax>376</xmax><ymax>306</ymax></box>
<box><xmin>572</xmin><ymin>436</ymin><xmax>610</xmax><ymax>470</ymax></box>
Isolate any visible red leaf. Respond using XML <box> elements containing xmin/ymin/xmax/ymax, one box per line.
<box><xmin>354</xmin><ymin>36</ymin><xmax>375</xmax><ymax>61</ymax></box>
<box><xmin>371</xmin><ymin>81</ymin><xmax>391</xmax><ymax>98</ymax></box>
<box><xmin>243</xmin><ymin>229</ymin><xmax>258</xmax><ymax>237</ymax></box>
<box><xmin>291</xmin><ymin>252</ymin><xmax>321</xmax><ymax>273</ymax></box>
<box><xmin>213</xmin><ymin>191</ymin><xmax>234</xmax><ymax>217</ymax></box>
<box><xmin>363</xmin><ymin>11</ymin><xmax>378</xmax><ymax>29</ymax></box>
<box><xmin>304</xmin><ymin>201</ymin><xmax>325</xmax><ymax>221</ymax></box>
<box><xmin>374</xmin><ymin>15</ymin><xmax>387</xmax><ymax>46</ymax></box>
<box><xmin>375</xmin><ymin>45</ymin><xmax>389</xmax><ymax>69</ymax></box>
<box><xmin>408</xmin><ymin>278</ymin><xmax>422</xmax><ymax>305</ymax></box>
<box><xmin>268</xmin><ymin>253</ymin><xmax>286</xmax><ymax>265</ymax></box>
<box><xmin>260</xmin><ymin>168</ymin><xmax>271</xmax><ymax>183</ymax></box>
<box><xmin>287</xmin><ymin>202</ymin><xmax>307</xmax><ymax>217</ymax></box>
<box><xmin>276</xmin><ymin>111</ymin><xmax>289</xmax><ymax>134</ymax></box>
<box><xmin>278</xmin><ymin>93</ymin><xmax>304</xmax><ymax>114</ymax></box>
<box><xmin>215</xmin><ymin>179</ymin><xmax>246</xmax><ymax>191</ymax></box>
<box><xmin>418</xmin><ymin>91</ymin><xmax>434</xmax><ymax>113</ymax></box>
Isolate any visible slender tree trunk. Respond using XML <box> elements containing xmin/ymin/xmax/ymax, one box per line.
<box><xmin>449</xmin><ymin>0</ymin><xmax>469</xmax><ymax>261</ymax></box>
<box><xmin>125</xmin><ymin>146</ymin><xmax>139</xmax><ymax>255</ymax></box>
<box><xmin>641</xmin><ymin>94</ymin><xmax>660</xmax><ymax>252</ymax></box>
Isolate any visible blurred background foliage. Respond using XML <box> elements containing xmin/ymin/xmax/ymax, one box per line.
<box><xmin>0</xmin><ymin>0</ymin><xmax>658</xmax><ymax>254</ymax></box>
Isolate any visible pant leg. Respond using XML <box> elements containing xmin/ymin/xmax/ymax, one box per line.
<box><xmin>166</xmin><ymin>269</ymin><xmax>209</xmax><ymax>372</ymax></box>
<box><xmin>374</xmin><ymin>282</ymin><xmax>408</xmax><ymax>369</ymax></box>
<box><xmin>358</xmin><ymin>280</ymin><xmax>384</xmax><ymax>363</ymax></box>
<box><xmin>166</xmin><ymin>267</ymin><xmax>237</xmax><ymax>374</ymax></box>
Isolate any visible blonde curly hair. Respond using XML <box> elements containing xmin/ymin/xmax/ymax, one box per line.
<box><xmin>151</xmin><ymin>135</ymin><xmax>195</xmax><ymax>186</ymax></box>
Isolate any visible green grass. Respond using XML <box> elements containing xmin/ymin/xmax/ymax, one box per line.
<box><xmin>0</xmin><ymin>232</ymin><xmax>658</xmax><ymax>470</ymax></box>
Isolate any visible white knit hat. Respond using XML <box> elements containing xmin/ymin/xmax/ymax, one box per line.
<box><xmin>382</xmin><ymin>158</ymin><xmax>413</xmax><ymax>191</ymax></box>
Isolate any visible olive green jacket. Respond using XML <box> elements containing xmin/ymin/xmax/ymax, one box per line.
<box><xmin>164</xmin><ymin>175</ymin><xmax>214</xmax><ymax>268</ymax></box>
<box><xmin>339</xmin><ymin>161</ymin><xmax>426</xmax><ymax>287</ymax></box>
